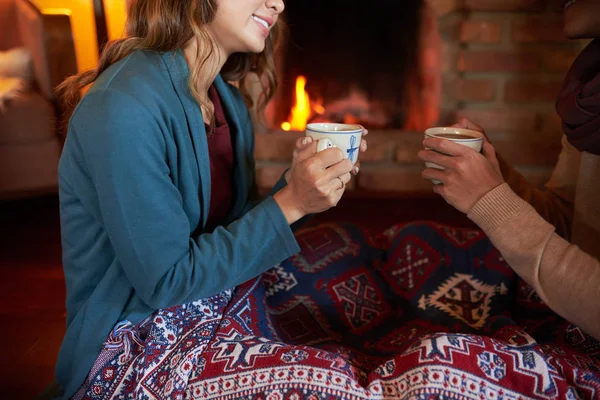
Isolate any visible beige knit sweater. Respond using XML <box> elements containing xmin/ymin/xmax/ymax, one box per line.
<box><xmin>467</xmin><ymin>135</ymin><xmax>600</xmax><ymax>341</ymax></box>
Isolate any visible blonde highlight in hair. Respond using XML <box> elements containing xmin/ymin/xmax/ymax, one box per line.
<box><xmin>57</xmin><ymin>0</ymin><xmax>284</xmax><ymax>127</ymax></box>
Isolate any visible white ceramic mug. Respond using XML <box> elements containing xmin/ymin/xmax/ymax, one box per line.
<box><xmin>424</xmin><ymin>127</ymin><xmax>484</xmax><ymax>184</ymax></box>
<box><xmin>305</xmin><ymin>123</ymin><xmax>363</xmax><ymax>165</ymax></box>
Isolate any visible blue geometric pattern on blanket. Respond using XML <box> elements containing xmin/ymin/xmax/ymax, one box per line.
<box><xmin>375</xmin><ymin>222</ymin><xmax>517</xmax><ymax>332</ymax></box>
<box><xmin>264</xmin><ymin>222</ymin><xmax>517</xmax><ymax>359</ymax></box>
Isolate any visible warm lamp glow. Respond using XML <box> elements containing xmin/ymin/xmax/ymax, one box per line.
<box><xmin>30</xmin><ymin>0</ymin><xmax>128</xmax><ymax>72</ymax></box>
<box><xmin>32</xmin><ymin>0</ymin><xmax>98</xmax><ymax>71</ymax></box>
<box><xmin>103</xmin><ymin>0</ymin><xmax>127</xmax><ymax>40</ymax></box>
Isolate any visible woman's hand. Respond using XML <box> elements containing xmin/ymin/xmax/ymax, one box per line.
<box><xmin>275</xmin><ymin>142</ymin><xmax>353</xmax><ymax>224</ymax></box>
<box><xmin>418</xmin><ymin>133</ymin><xmax>504</xmax><ymax>214</ymax></box>
<box><xmin>285</xmin><ymin>126</ymin><xmax>368</xmax><ymax>182</ymax></box>
<box><xmin>285</xmin><ymin>136</ymin><xmax>313</xmax><ymax>183</ymax></box>
<box><xmin>353</xmin><ymin>126</ymin><xmax>369</xmax><ymax>176</ymax></box>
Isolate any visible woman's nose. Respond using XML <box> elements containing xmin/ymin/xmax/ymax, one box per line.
<box><xmin>265</xmin><ymin>0</ymin><xmax>285</xmax><ymax>14</ymax></box>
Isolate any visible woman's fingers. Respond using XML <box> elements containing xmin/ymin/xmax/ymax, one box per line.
<box><xmin>295</xmin><ymin>140</ymin><xmax>318</xmax><ymax>163</ymax></box>
<box><xmin>360</xmin><ymin>139</ymin><xmax>367</xmax><ymax>152</ymax></box>
<box><xmin>325</xmin><ymin>158</ymin><xmax>353</xmax><ymax>181</ymax></box>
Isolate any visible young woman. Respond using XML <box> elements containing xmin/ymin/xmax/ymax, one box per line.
<box><xmin>419</xmin><ymin>0</ymin><xmax>600</xmax><ymax>340</ymax></box>
<box><xmin>53</xmin><ymin>0</ymin><xmax>367</xmax><ymax>397</ymax></box>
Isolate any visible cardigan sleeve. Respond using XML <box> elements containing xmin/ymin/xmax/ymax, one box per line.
<box><xmin>495</xmin><ymin>135</ymin><xmax>579</xmax><ymax>240</ymax></box>
<box><xmin>72</xmin><ymin>89</ymin><xmax>300</xmax><ymax>310</ymax></box>
<box><xmin>234</xmin><ymin>90</ymin><xmax>311</xmax><ymax>232</ymax></box>
<box><xmin>468</xmin><ymin>184</ymin><xmax>600</xmax><ymax>340</ymax></box>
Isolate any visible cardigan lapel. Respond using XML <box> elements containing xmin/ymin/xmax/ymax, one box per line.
<box><xmin>161</xmin><ymin>50</ymin><xmax>211</xmax><ymax>227</ymax></box>
<box><xmin>161</xmin><ymin>50</ymin><xmax>249</xmax><ymax>227</ymax></box>
<box><xmin>213</xmin><ymin>75</ymin><xmax>248</xmax><ymax>220</ymax></box>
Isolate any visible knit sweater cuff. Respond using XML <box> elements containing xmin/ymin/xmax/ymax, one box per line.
<box><xmin>467</xmin><ymin>183</ymin><xmax>529</xmax><ymax>234</ymax></box>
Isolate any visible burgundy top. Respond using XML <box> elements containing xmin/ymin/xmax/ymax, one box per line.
<box><xmin>204</xmin><ymin>85</ymin><xmax>234</xmax><ymax>231</ymax></box>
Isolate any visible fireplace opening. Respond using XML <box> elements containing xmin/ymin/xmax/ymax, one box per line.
<box><xmin>272</xmin><ymin>0</ymin><xmax>440</xmax><ymax>132</ymax></box>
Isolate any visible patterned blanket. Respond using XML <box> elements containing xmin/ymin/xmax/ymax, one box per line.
<box><xmin>76</xmin><ymin>222</ymin><xmax>600</xmax><ymax>399</ymax></box>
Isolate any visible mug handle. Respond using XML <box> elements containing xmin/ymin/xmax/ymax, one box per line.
<box><xmin>316</xmin><ymin>138</ymin><xmax>335</xmax><ymax>153</ymax></box>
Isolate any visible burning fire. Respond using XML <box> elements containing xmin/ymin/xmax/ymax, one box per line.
<box><xmin>281</xmin><ymin>76</ymin><xmax>324</xmax><ymax>131</ymax></box>
<box><xmin>281</xmin><ymin>74</ymin><xmax>434</xmax><ymax>130</ymax></box>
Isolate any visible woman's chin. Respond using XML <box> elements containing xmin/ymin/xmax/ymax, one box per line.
<box><xmin>239</xmin><ymin>37</ymin><xmax>267</xmax><ymax>54</ymax></box>
<box><xmin>249</xmin><ymin>42</ymin><xmax>266</xmax><ymax>54</ymax></box>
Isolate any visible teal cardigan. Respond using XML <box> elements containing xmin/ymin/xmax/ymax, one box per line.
<box><xmin>55</xmin><ymin>50</ymin><xmax>300</xmax><ymax>398</ymax></box>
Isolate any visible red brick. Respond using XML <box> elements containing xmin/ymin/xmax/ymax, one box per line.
<box><xmin>512</xmin><ymin>18</ymin><xmax>568</xmax><ymax>43</ymax></box>
<box><xmin>457</xmin><ymin>79</ymin><xmax>496</xmax><ymax>102</ymax></box>
<box><xmin>358</xmin><ymin>165</ymin><xmax>433</xmax><ymax>194</ymax></box>
<box><xmin>460</xmin><ymin>20</ymin><xmax>502</xmax><ymax>43</ymax></box>
<box><xmin>254</xmin><ymin>131</ymin><xmax>302</xmax><ymax>162</ymax></box>
<box><xmin>396</xmin><ymin>136</ymin><xmax>424</xmax><ymax>164</ymax></box>
<box><xmin>441</xmin><ymin>42</ymin><xmax>458</xmax><ymax>74</ymax></box>
<box><xmin>463</xmin><ymin>0</ymin><xmax>545</xmax><ymax>12</ymax></box>
<box><xmin>504</xmin><ymin>80</ymin><xmax>564</xmax><ymax>103</ymax></box>
<box><xmin>358</xmin><ymin>134</ymin><xmax>395</xmax><ymax>163</ymax></box>
<box><xmin>454</xmin><ymin>109</ymin><xmax>538</xmax><ymax>132</ymax></box>
<box><xmin>428</xmin><ymin>0</ymin><xmax>460</xmax><ymax>17</ymax></box>
<box><xmin>459</xmin><ymin>50</ymin><xmax>541</xmax><ymax>73</ymax></box>
<box><xmin>541</xmin><ymin>48</ymin><xmax>582</xmax><ymax>72</ymax></box>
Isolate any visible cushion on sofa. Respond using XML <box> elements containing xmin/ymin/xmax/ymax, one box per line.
<box><xmin>0</xmin><ymin>47</ymin><xmax>33</xmax><ymax>109</ymax></box>
<box><xmin>0</xmin><ymin>137</ymin><xmax>60</xmax><ymax>194</ymax></box>
<box><xmin>0</xmin><ymin>47</ymin><xmax>33</xmax><ymax>79</ymax></box>
<box><xmin>0</xmin><ymin>0</ymin><xmax>21</xmax><ymax>51</ymax></box>
<box><xmin>16</xmin><ymin>0</ymin><xmax>53</xmax><ymax>99</ymax></box>
<box><xmin>0</xmin><ymin>76</ymin><xmax>29</xmax><ymax>111</ymax></box>
<box><xmin>0</xmin><ymin>90</ymin><xmax>54</xmax><ymax>143</ymax></box>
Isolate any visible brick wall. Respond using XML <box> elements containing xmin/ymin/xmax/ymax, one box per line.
<box><xmin>254</xmin><ymin>0</ymin><xmax>585</xmax><ymax>196</ymax></box>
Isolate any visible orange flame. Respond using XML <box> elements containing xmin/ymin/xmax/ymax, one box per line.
<box><xmin>281</xmin><ymin>76</ymin><xmax>312</xmax><ymax>131</ymax></box>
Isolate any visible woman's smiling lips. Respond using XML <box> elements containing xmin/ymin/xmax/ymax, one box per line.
<box><xmin>252</xmin><ymin>14</ymin><xmax>273</xmax><ymax>36</ymax></box>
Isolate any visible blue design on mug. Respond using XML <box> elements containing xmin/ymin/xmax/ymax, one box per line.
<box><xmin>347</xmin><ymin>135</ymin><xmax>359</xmax><ymax>162</ymax></box>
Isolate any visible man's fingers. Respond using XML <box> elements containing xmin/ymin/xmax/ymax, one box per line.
<box><xmin>482</xmin><ymin>140</ymin><xmax>496</xmax><ymax>160</ymax></box>
<box><xmin>421</xmin><ymin>167</ymin><xmax>447</xmax><ymax>184</ymax></box>
<box><xmin>452</xmin><ymin>117</ymin><xmax>484</xmax><ymax>133</ymax></box>
<box><xmin>422</xmin><ymin>138</ymin><xmax>472</xmax><ymax>157</ymax></box>
<box><xmin>451</xmin><ymin>117</ymin><xmax>471</xmax><ymax>129</ymax></box>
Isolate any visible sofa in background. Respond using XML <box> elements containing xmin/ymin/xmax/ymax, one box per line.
<box><xmin>0</xmin><ymin>0</ymin><xmax>77</xmax><ymax>199</ymax></box>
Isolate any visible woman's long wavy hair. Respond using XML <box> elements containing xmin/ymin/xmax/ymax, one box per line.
<box><xmin>57</xmin><ymin>0</ymin><xmax>284</xmax><ymax>126</ymax></box>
